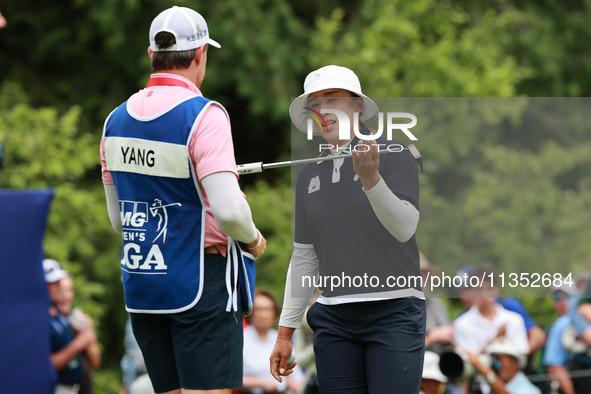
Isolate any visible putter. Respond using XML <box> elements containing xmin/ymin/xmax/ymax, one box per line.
<box><xmin>237</xmin><ymin>144</ymin><xmax>423</xmax><ymax>175</ymax></box>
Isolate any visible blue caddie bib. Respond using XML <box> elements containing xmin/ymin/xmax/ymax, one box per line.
<box><xmin>104</xmin><ymin>96</ymin><xmax>210</xmax><ymax>313</ymax></box>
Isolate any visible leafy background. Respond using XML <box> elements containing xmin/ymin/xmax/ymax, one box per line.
<box><xmin>2</xmin><ymin>0</ymin><xmax>591</xmax><ymax>390</ymax></box>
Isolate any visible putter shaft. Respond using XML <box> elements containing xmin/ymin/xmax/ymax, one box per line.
<box><xmin>237</xmin><ymin>145</ymin><xmax>409</xmax><ymax>175</ymax></box>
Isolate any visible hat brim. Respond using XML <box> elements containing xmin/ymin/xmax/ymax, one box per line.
<box><xmin>208</xmin><ymin>38</ymin><xmax>221</xmax><ymax>49</ymax></box>
<box><xmin>289</xmin><ymin>89</ymin><xmax>379</xmax><ymax>135</ymax></box>
<box><xmin>489</xmin><ymin>351</ymin><xmax>527</xmax><ymax>368</ymax></box>
<box><xmin>422</xmin><ymin>371</ymin><xmax>448</xmax><ymax>384</ymax></box>
<box><xmin>46</xmin><ymin>269</ymin><xmax>68</xmax><ymax>284</ymax></box>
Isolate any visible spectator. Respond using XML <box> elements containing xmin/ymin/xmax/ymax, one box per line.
<box><xmin>575</xmin><ymin>271</ymin><xmax>589</xmax><ymax>294</ymax></box>
<box><xmin>455</xmin><ymin>265</ymin><xmax>545</xmax><ymax>357</ymax></box>
<box><xmin>453</xmin><ymin>267</ymin><xmax>529</xmax><ymax>356</ymax></box>
<box><xmin>421</xmin><ymin>252</ymin><xmax>454</xmax><ymax>352</ymax></box>
<box><xmin>543</xmin><ymin>284</ymin><xmax>583</xmax><ymax>394</ymax></box>
<box><xmin>420</xmin><ymin>351</ymin><xmax>447</xmax><ymax>394</ymax></box>
<box><xmin>57</xmin><ymin>276</ymin><xmax>101</xmax><ymax>394</ymax></box>
<box><xmin>120</xmin><ymin>317</ymin><xmax>151</xmax><ymax>394</ymax></box>
<box><xmin>564</xmin><ymin>272</ymin><xmax>589</xmax><ymax>348</ymax></box>
<box><xmin>44</xmin><ymin>259</ymin><xmax>97</xmax><ymax>394</ymax></box>
<box><xmin>242</xmin><ymin>289</ymin><xmax>304</xmax><ymax>393</ymax></box>
<box><xmin>464</xmin><ymin>338</ymin><xmax>540</xmax><ymax>394</ymax></box>
<box><xmin>0</xmin><ymin>11</ymin><xmax>6</xmax><ymax>29</ymax></box>
<box><xmin>496</xmin><ymin>298</ymin><xmax>546</xmax><ymax>358</ymax></box>
<box><xmin>576</xmin><ymin>278</ymin><xmax>591</xmax><ymax>345</ymax></box>
<box><xmin>455</xmin><ymin>265</ymin><xmax>478</xmax><ymax>309</ymax></box>
<box><xmin>557</xmin><ymin>277</ymin><xmax>591</xmax><ymax>392</ymax></box>
<box><xmin>495</xmin><ymin>296</ymin><xmax>547</xmax><ymax>392</ymax></box>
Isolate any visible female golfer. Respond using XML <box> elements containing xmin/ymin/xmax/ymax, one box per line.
<box><xmin>270</xmin><ymin>65</ymin><xmax>426</xmax><ymax>393</ymax></box>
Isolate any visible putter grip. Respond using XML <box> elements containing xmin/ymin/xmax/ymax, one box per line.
<box><xmin>237</xmin><ymin>162</ymin><xmax>263</xmax><ymax>175</ymax></box>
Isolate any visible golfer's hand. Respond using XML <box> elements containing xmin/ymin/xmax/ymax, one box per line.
<box><xmin>245</xmin><ymin>230</ymin><xmax>266</xmax><ymax>258</ymax></box>
<box><xmin>352</xmin><ymin>139</ymin><xmax>381</xmax><ymax>190</ymax></box>
<box><xmin>270</xmin><ymin>337</ymin><xmax>297</xmax><ymax>383</ymax></box>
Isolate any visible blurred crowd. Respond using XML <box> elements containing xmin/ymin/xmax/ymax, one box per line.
<box><xmin>43</xmin><ymin>255</ymin><xmax>591</xmax><ymax>394</ymax></box>
<box><xmin>44</xmin><ymin>259</ymin><xmax>101</xmax><ymax>394</ymax></box>
<box><xmin>419</xmin><ymin>252</ymin><xmax>591</xmax><ymax>394</ymax></box>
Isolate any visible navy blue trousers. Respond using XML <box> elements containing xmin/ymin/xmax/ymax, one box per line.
<box><xmin>306</xmin><ymin>297</ymin><xmax>426</xmax><ymax>394</ymax></box>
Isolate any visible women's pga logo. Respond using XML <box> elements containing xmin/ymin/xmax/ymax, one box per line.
<box><xmin>305</xmin><ymin>109</ymin><xmax>418</xmax><ymax>141</ymax></box>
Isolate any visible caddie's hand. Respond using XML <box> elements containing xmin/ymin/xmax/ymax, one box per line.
<box><xmin>270</xmin><ymin>336</ymin><xmax>297</xmax><ymax>383</ymax></box>
<box><xmin>352</xmin><ymin>139</ymin><xmax>381</xmax><ymax>190</ymax></box>
<box><xmin>245</xmin><ymin>230</ymin><xmax>266</xmax><ymax>258</ymax></box>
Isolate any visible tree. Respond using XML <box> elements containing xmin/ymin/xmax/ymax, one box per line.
<box><xmin>453</xmin><ymin>0</ymin><xmax>591</xmax><ymax>96</ymax></box>
<box><xmin>243</xmin><ymin>180</ymin><xmax>294</xmax><ymax>302</ymax></box>
<box><xmin>306</xmin><ymin>0</ymin><xmax>591</xmax><ymax>303</ymax></box>
<box><xmin>0</xmin><ymin>81</ymin><xmax>125</xmax><ymax>380</ymax></box>
<box><xmin>0</xmin><ymin>0</ymin><xmax>311</xmax><ymax>181</ymax></box>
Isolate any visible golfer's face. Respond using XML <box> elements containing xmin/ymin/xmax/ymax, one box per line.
<box><xmin>308</xmin><ymin>88</ymin><xmax>363</xmax><ymax>145</ymax></box>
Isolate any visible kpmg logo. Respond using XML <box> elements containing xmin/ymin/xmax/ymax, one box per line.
<box><xmin>119</xmin><ymin>198</ymin><xmax>182</xmax><ymax>273</ymax></box>
<box><xmin>303</xmin><ymin>108</ymin><xmax>418</xmax><ymax>142</ymax></box>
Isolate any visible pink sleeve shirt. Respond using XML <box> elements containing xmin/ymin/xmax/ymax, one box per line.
<box><xmin>101</xmin><ymin>73</ymin><xmax>239</xmax><ymax>255</ymax></box>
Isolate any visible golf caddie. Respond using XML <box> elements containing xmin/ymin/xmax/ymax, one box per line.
<box><xmin>100</xmin><ymin>6</ymin><xmax>266</xmax><ymax>394</ymax></box>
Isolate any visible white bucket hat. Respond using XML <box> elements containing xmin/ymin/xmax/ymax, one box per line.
<box><xmin>486</xmin><ymin>338</ymin><xmax>527</xmax><ymax>369</ymax></box>
<box><xmin>289</xmin><ymin>65</ymin><xmax>379</xmax><ymax>135</ymax></box>
<box><xmin>422</xmin><ymin>351</ymin><xmax>448</xmax><ymax>383</ymax></box>
<box><xmin>150</xmin><ymin>6</ymin><xmax>221</xmax><ymax>52</ymax></box>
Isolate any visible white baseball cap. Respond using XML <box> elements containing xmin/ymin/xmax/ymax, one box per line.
<box><xmin>43</xmin><ymin>258</ymin><xmax>68</xmax><ymax>284</ymax></box>
<box><xmin>422</xmin><ymin>351</ymin><xmax>448</xmax><ymax>383</ymax></box>
<box><xmin>149</xmin><ymin>6</ymin><xmax>221</xmax><ymax>52</ymax></box>
<box><xmin>289</xmin><ymin>65</ymin><xmax>379</xmax><ymax>135</ymax></box>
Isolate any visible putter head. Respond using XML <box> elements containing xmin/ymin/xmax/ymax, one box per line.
<box><xmin>407</xmin><ymin>144</ymin><xmax>423</xmax><ymax>174</ymax></box>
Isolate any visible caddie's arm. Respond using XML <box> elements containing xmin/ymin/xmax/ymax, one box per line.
<box><xmin>201</xmin><ymin>172</ymin><xmax>266</xmax><ymax>257</ymax></box>
<box><xmin>104</xmin><ymin>184</ymin><xmax>122</xmax><ymax>231</ymax></box>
